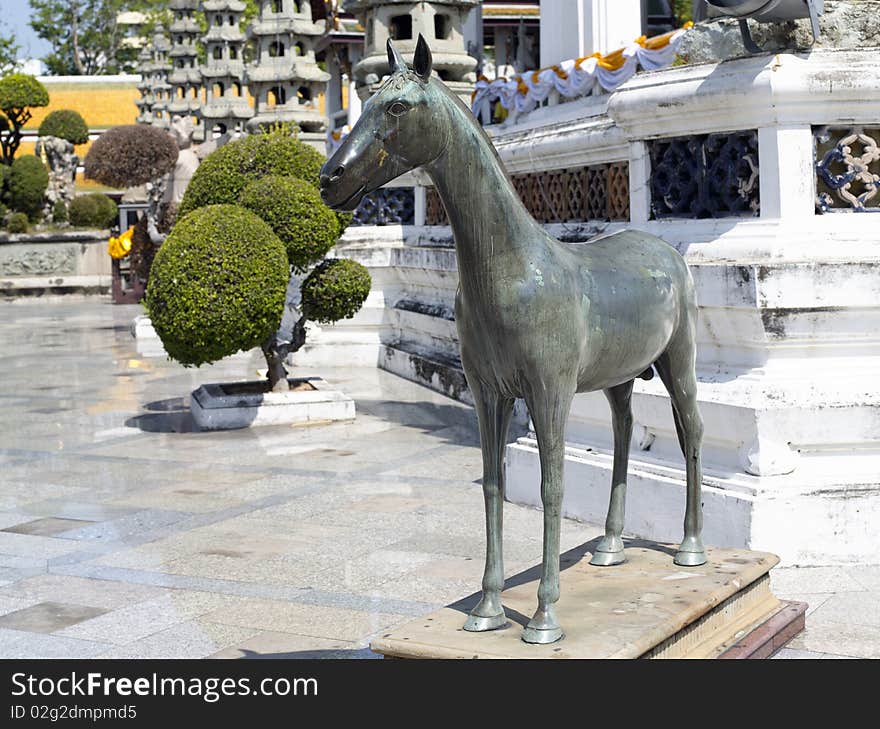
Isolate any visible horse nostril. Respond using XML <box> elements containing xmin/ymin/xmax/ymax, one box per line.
<box><xmin>330</xmin><ymin>165</ymin><xmax>345</xmax><ymax>182</ymax></box>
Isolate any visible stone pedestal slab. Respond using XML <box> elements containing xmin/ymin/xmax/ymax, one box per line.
<box><xmin>371</xmin><ymin>544</ymin><xmax>804</xmax><ymax>659</ymax></box>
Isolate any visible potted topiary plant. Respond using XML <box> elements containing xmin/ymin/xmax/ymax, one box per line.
<box><xmin>143</xmin><ymin>127</ymin><xmax>371</xmax><ymax>429</ymax></box>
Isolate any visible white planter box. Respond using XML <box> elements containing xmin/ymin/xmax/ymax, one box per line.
<box><xmin>190</xmin><ymin>377</ymin><xmax>355</xmax><ymax>430</ymax></box>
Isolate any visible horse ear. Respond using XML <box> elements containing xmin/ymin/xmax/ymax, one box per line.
<box><xmin>413</xmin><ymin>33</ymin><xmax>432</xmax><ymax>82</ymax></box>
<box><xmin>386</xmin><ymin>38</ymin><xmax>407</xmax><ymax>74</ymax></box>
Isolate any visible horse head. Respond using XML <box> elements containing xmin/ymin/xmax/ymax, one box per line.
<box><xmin>320</xmin><ymin>34</ymin><xmax>448</xmax><ymax>211</ymax></box>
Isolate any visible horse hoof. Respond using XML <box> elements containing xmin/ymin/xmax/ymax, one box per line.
<box><xmin>463</xmin><ymin>613</ymin><xmax>508</xmax><ymax>632</ymax></box>
<box><xmin>674</xmin><ymin>550</ymin><xmax>707</xmax><ymax>567</ymax></box>
<box><xmin>521</xmin><ymin>625</ymin><xmax>564</xmax><ymax>645</ymax></box>
<box><xmin>590</xmin><ymin>549</ymin><xmax>625</xmax><ymax>566</ymax></box>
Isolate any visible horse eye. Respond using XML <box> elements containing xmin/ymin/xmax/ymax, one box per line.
<box><xmin>388</xmin><ymin>101</ymin><xmax>408</xmax><ymax>117</ymax></box>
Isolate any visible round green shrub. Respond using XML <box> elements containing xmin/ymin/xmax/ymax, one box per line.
<box><xmin>0</xmin><ymin>75</ymin><xmax>49</xmax><ymax>113</ymax></box>
<box><xmin>52</xmin><ymin>199</ymin><xmax>68</xmax><ymax>223</ymax></box>
<box><xmin>69</xmin><ymin>194</ymin><xmax>117</xmax><ymax>228</ymax></box>
<box><xmin>38</xmin><ymin>110</ymin><xmax>90</xmax><ymax>145</ymax></box>
<box><xmin>84</xmin><ymin>125</ymin><xmax>178</xmax><ymax>188</ymax></box>
<box><xmin>301</xmin><ymin>258</ymin><xmax>372</xmax><ymax>324</ymax></box>
<box><xmin>179</xmin><ymin>127</ymin><xmax>325</xmax><ymax>217</ymax></box>
<box><xmin>238</xmin><ymin>175</ymin><xmax>341</xmax><ymax>272</ymax></box>
<box><xmin>6</xmin><ymin>155</ymin><xmax>49</xmax><ymax>221</ymax></box>
<box><xmin>145</xmin><ymin>204</ymin><xmax>289</xmax><ymax>367</ymax></box>
<box><xmin>7</xmin><ymin>211</ymin><xmax>28</xmax><ymax>233</ymax></box>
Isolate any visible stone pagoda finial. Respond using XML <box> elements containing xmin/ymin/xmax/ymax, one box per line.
<box><xmin>343</xmin><ymin>0</ymin><xmax>478</xmax><ymax>105</ymax></box>
<box><xmin>201</xmin><ymin>0</ymin><xmax>254</xmax><ymax>139</ymax></box>
<box><xmin>245</xmin><ymin>0</ymin><xmax>331</xmax><ymax>150</ymax></box>
<box><xmin>168</xmin><ymin>0</ymin><xmax>204</xmax><ymax>140</ymax></box>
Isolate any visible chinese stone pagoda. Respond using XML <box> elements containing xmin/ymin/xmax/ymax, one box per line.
<box><xmin>167</xmin><ymin>0</ymin><xmax>204</xmax><ymax>140</ymax></box>
<box><xmin>344</xmin><ymin>0</ymin><xmax>477</xmax><ymax>105</ymax></box>
<box><xmin>246</xmin><ymin>0</ymin><xmax>330</xmax><ymax>150</ymax></box>
<box><xmin>201</xmin><ymin>0</ymin><xmax>253</xmax><ymax>138</ymax></box>
<box><xmin>136</xmin><ymin>25</ymin><xmax>172</xmax><ymax>128</ymax></box>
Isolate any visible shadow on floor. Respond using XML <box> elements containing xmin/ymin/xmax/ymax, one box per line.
<box><xmin>126</xmin><ymin>398</ymin><xmax>199</xmax><ymax>433</ymax></box>
<box><xmin>447</xmin><ymin>537</ymin><xmax>678</xmax><ymax>627</ymax></box>
<box><xmin>356</xmin><ymin>398</ymin><xmax>529</xmax><ymax>447</ymax></box>
<box><xmin>228</xmin><ymin>647</ymin><xmax>381</xmax><ymax>660</ymax></box>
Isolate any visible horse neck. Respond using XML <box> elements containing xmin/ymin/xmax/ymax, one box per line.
<box><xmin>424</xmin><ymin>84</ymin><xmax>545</xmax><ymax>277</ymax></box>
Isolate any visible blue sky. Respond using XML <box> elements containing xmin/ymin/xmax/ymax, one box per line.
<box><xmin>4</xmin><ymin>0</ymin><xmax>52</xmax><ymax>60</ymax></box>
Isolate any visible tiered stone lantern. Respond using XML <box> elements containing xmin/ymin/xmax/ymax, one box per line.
<box><xmin>344</xmin><ymin>0</ymin><xmax>478</xmax><ymax>105</ymax></box>
<box><xmin>246</xmin><ymin>0</ymin><xmax>330</xmax><ymax>150</ymax></box>
<box><xmin>201</xmin><ymin>0</ymin><xmax>254</xmax><ymax>138</ymax></box>
<box><xmin>167</xmin><ymin>0</ymin><xmax>204</xmax><ymax>139</ymax></box>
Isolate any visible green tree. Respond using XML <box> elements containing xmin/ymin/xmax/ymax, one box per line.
<box><xmin>153</xmin><ymin>130</ymin><xmax>368</xmax><ymax>393</ymax></box>
<box><xmin>0</xmin><ymin>22</ymin><xmax>20</xmax><ymax>75</ymax></box>
<box><xmin>29</xmin><ymin>0</ymin><xmax>165</xmax><ymax>76</ymax></box>
<box><xmin>674</xmin><ymin>1</ymin><xmax>694</xmax><ymax>25</ymax></box>
<box><xmin>0</xmin><ymin>74</ymin><xmax>50</xmax><ymax>165</ymax></box>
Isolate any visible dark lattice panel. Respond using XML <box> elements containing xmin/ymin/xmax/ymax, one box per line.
<box><xmin>425</xmin><ymin>187</ymin><xmax>448</xmax><ymax>225</ymax></box>
<box><xmin>352</xmin><ymin>187</ymin><xmax>416</xmax><ymax>225</ymax></box>
<box><xmin>511</xmin><ymin>164</ymin><xmax>630</xmax><ymax>223</ymax></box>
<box><xmin>607</xmin><ymin>162</ymin><xmax>631</xmax><ymax>221</ymax></box>
<box><xmin>423</xmin><ymin>164</ymin><xmax>630</xmax><ymax>226</ymax></box>
<box><xmin>815</xmin><ymin>126</ymin><xmax>880</xmax><ymax>213</ymax></box>
<box><xmin>649</xmin><ymin>131</ymin><xmax>760</xmax><ymax>219</ymax></box>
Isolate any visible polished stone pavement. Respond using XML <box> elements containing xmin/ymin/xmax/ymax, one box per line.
<box><xmin>0</xmin><ymin>299</ymin><xmax>876</xmax><ymax>659</ymax></box>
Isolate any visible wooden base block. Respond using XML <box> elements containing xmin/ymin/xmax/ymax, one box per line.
<box><xmin>370</xmin><ymin>544</ymin><xmax>804</xmax><ymax>659</ymax></box>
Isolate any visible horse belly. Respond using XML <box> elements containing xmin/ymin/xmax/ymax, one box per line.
<box><xmin>577</xmin><ymin>272</ymin><xmax>681</xmax><ymax>391</ymax></box>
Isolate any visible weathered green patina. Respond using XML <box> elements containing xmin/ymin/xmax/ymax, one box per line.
<box><xmin>320</xmin><ymin>35</ymin><xmax>707</xmax><ymax>645</ymax></box>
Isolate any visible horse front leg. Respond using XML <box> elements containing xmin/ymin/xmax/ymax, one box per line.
<box><xmin>521</xmin><ymin>384</ymin><xmax>574</xmax><ymax>645</ymax></box>
<box><xmin>463</xmin><ymin>379</ymin><xmax>515</xmax><ymax>632</ymax></box>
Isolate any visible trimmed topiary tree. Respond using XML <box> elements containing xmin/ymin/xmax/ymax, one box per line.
<box><xmin>238</xmin><ymin>175</ymin><xmax>341</xmax><ymax>272</ymax></box>
<box><xmin>178</xmin><ymin>126</ymin><xmax>325</xmax><ymax>218</ymax></box>
<box><xmin>145</xmin><ymin>205</ymin><xmax>289</xmax><ymax>368</ymax></box>
<box><xmin>83</xmin><ymin>125</ymin><xmax>178</xmax><ymax>189</ymax></box>
<box><xmin>84</xmin><ymin>123</ymin><xmax>178</xmax><ymax>245</ymax></box>
<box><xmin>5</xmin><ymin>154</ymin><xmax>49</xmax><ymax>221</ymax></box>
<box><xmin>0</xmin><ymin>74</ymin><xmax>49</xmax><ymax>165</ymax></box>
<box><xmin>69</xmin><ymin>193</ymin><xmax>117</xmax><ymax>228</ymax></box>
<box><xmin>6</xmin><ymin>211</ymin><xmax>28</xmax><ymax>233</ymax></box>
<box><xmin>38</xmin><ymin>109</ymin><xmax>89</xmax><ymax>145</ymax></box>
<box><xmin>151</xmin><ymin>128</ymin><xmax>369</xmax><ymax>393</ymax></box>
<box><xmin>302</xmin><ymin>259</ymin><xmax>373</xmax><ymax>324</ymax></box>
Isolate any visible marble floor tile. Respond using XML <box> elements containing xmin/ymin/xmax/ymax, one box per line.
<box><xmin>0</xmin><ymin>628</ymin><xmax>111</xmax><ymax>659</ymax></box>
<box><xmin>209</xmin><ymin>631</ymin><xmax>375</xmax><ymax>659</ymax></box>
<box><xmin>2</xmin><ymin>517</ymin><xmax>95</xmax><ymax>537</ymax></box>
<box><xmin>0</xmin><ymin>601</ymin><xmax>107</xmax><ymax>633</ymax></box>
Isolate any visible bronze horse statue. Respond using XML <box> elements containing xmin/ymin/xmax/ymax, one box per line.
<box><xmin>320</xmin><ymin>35</ymin><xmax>706</xmax><ymax>645</ymax></box>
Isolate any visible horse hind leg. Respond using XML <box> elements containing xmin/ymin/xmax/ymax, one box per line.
<box><xmin>654</xmin><ymin>327</ymin><xmax>707</xmax><ymax>567</ymax></box>
<box><xmin>590</xmin><ymin>380</ymin><xmax>635</xmax><ymax>567</ymax></box>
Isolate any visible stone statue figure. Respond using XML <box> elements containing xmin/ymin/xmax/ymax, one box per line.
<box><xmin>168</xmin><ymin>116</ymin><xmax>201</xmax><ymax>205</ymax></box>
<box><xmin>36</xmin><ymin>136</ymin><xmax>79</xmax><ymax>219</ymax></box>
<box><xmin>320</xmin><ymin>35</ymin><xmax>707</xmax><ymax>645</ymax></box>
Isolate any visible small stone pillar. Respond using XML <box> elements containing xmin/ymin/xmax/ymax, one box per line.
<box><xmin>344</xmin><ymin>0</ymin><xmax>478</xmax><ymax>106</ymax></box>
